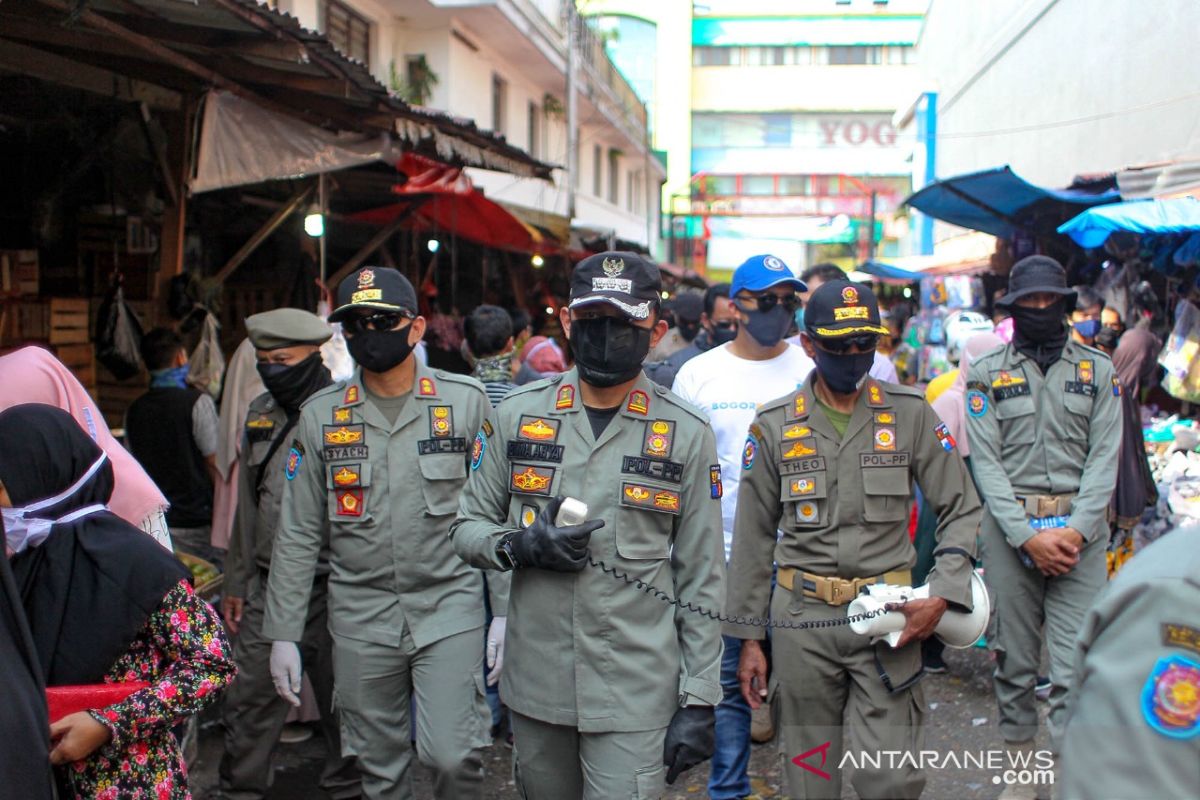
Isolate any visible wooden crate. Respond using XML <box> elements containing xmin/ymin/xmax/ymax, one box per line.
<box><xmin>17</xmin><ymin>301</ymin><xmax>49</xmax><ymax>340</ymax></box>
<box><xmin>48</xmin><ymin>298</ymin><xmax>90</xmax><ymax>344</ymax></box>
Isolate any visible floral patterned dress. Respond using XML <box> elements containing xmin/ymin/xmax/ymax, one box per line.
<box><xmin>58</xmin><ymin>580</ymin><xmax>236</xmax><ymax>800</ymax></box>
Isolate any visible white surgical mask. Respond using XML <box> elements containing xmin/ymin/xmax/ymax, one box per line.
<box><xmin>3</xmin><ymin>452</ymin><xmax>109</xmax><ymax>555</ymax></box>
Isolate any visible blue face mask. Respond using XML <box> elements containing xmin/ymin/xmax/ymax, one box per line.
<box><xmin>1073</xmin><ymin>319</ymin><xmax>1101</xmax><ymax>339</ymax></box>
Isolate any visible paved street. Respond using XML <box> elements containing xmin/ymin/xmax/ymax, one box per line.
<box><xmin>191</xmin><ymin>642</ymin><xmax>1052</xmax><ymax>800</ymax></box>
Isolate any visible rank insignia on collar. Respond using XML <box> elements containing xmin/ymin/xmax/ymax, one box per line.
<box><xmin>1077</xmin><ymin>360</ymin><xmax>1094</xmax><ymax>384</ymax></box>
<box><xmin>874</xmin><ymin>426</ymin><xmax>896</xmax><ymax>452</ymax></box>
<box><xmin>510</xmin><ymin>464</ymin><xmax>554</xmax><ymax>495</ymax></box>
<box><xmin>1112</xmin><ymin>376</ymin><xmax>1122</xmax><ymax>397</ymax></box>
<box><xmin>866</xmin><ymin>383</ymin><xmax>885</xmax><ymax>407</ymax></box>
<box><xmin>419</xmin><ymin>377</ymin><xmax>436</xmax><ymax>396</ymax></box>
<box><xmin>874</xmin><ymin>411</ymin><xmax>896</xmax><ymax>425</ymax></box>
<box><xmin>782</xmin><ymin>438</ymin><xmax>817</xmax><ymax>459</ymax></box>
<box><xmin>710</xmin><ymin>464</ymin><xmax>723</xmax><ymax>499</ymax></box>
<box><xmin>791</xmin><ymin>393</ymin><xmax>808</xmax><ymax>420</ymax></box>
<box><xmin>430</xmin><ymin>406</ymin><xmax>453</xmax><ymax>438</ymax></box>
<box><xmin>246</xmin><ymin>416</ymin><xmax>274</xmax><ymax>429</ymax></box>
<box><xmin>324</xmin><ymin>425</ymin><xmax>365</xmax><ymax>445</ymax></box>
<box><xmin>992</xmin><ymin>370</ymin><xmax>1026</xmax><ymax>388</ymax></box>
<box><xmin>518</xmin><ymin>416</ymin><xmax>559</xmax><ymax>442</ymax></box>
<box><xmin>626</xmin><ymin>390</ymin><xmax>649</xmax><ymax>415</ymax></box>
<box><xmin>643</xmin><ymin>419</ymin><xmax>675</xmax><ymax>458</ymax></box>
<box><xmin>556</xmin><ymin>384</ymin><xmax>575</xmax><ymax>410</ymax></box>
<box><xmin>1141</xmin><ymin>655</ymin><xmax>1200</xmax><ymax>739</ymax></box>
<box><xmin>470</xmin><ymin>432</ymin><xmax>486</xmax><ymax>471</ymax></box>
<box><xmin>782</xmin><ymin>423</ymin><xmax>811</xmax><ymax>439</ymax></box>
<box><xmin>343</xmin><ymin>386</ymin><xmax>359</xmax><ymax>404</ymax></box>
<box><xmin>336</xmin><ymin>488</ymin><xmax>364</xmax><ymax>517</ymax></box>
<box><xmin>333</xmin><ymin>407</ymin><xmax>352</xmax><ymax>424</ymax></box>
<box><xmin>285</xmin><ymin>443</ymin><xmax>303</xmax><ymax>480</ymax></box>
<box><xmin>934</xmin><ymin>422</ymin><xmax>956</xmax><ymax>452</ymax></box>
<box><xmin>332</xmin><ymin>465</ymin><xmax>360</xmax><ymax>487</ymax></box>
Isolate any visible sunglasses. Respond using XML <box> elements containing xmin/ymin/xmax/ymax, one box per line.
<box><xmin>735</xmin><ymin>293</ymin><xmax>802</xmax><ymax>314</ymax></box>
<box><xmin>343</xmin><ymin>311</ymin><xmax>412</xmax><ymax>334</ymax></box>
<box><xmin>812</xmin><ymin>334</ymin><xmax>879</xmax><ymax>354</ymax></box>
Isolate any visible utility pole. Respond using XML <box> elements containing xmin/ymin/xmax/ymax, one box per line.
<box><xmin>565</xmin><ymin>1</ymin><xmax>578</xmax><ymax>222</ymax></box>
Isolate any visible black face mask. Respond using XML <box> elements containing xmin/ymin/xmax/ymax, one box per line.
<box><xmin>569</xmin><ymin>316</ymin><xmax>652</xmax><ymax>388</ymax></box>
<box><xmin>741</xmin><ymin>305</ymin><xmax>793</xmax><ymax>347</ymax></box>
<box><xmin>709</xmin><ymin>321</ymin><xmax>737</xmax><ymax>345</ymax></box>
<box><xmin>256</xmin><ymin>352</ymin><xmax>332</xmax><ymax>414</ymax></box>
<box><xmin>812</xmin><ymin>348</ymin><xmax>875</xmax><ymax>395</ymax></box>
<box><xmin>1010</xmin><ymin>300</ymin><xmax>1067</xmax><ymax>342</ymax></box>
<box><xmin>677</xmin><ymin>320</ymin><xmax>701</xmax><ymax>342</ymax></box>
<box><xmin>347</xmin><ymin>326</ymin><xmax>417</xmax><ymax>374</ymax></box>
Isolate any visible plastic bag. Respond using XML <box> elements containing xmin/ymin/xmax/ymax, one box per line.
<box><xmin>188</xmin><ymin>309</ymin><xmax>225</xmax><ymax>399</ymax></box>
<box><xmin>1159</xmin><ymin>299</ymin><xmax>1200</xmax><ymax>403</ymax></box>
<box><xmin>94</xmin><ymin>283</ymin><xmax>144</xmax><ymax>380</ymax></box>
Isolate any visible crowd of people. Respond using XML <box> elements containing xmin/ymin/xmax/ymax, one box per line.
<box><xmin>0</xmin><ymin>248</ymin><xmax>1195</xmax><ymax>800</ymax></box>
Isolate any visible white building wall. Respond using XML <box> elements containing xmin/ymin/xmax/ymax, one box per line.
<box><xmin>917</xmin><ymin>0</ymin><xmax>1200</xmax><ymax>186</ymax></box>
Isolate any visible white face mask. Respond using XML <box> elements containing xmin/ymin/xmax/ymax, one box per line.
<box><xmin>3</xmin><ymin>452</ymin><xmax>109</xmax><ymax>555</ymax></box>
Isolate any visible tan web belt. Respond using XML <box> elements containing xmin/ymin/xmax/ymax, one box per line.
<box><xmin>777</xmin><ymin>567</ymin><xmax>913</xmax><ymax>607</ymax></box>
<box><xmin>1014</xmin><ymin>493</ymin><xmax>1075</xmax><ymax>518</ymax></box>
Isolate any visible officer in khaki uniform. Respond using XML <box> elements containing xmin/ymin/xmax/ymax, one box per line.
<box><xmin>1059</xmin><ymin>526</ymin><xmax>1200</xmax><ymax>800</ymax></box>
<box><xmin>965</xmin><ymin>257</ymin><xmax>1121</xmax><ymax>798</ymax></box>
<box><xmin>218</xmin><ymin>309</ymin><xmax>359</xmax><ymax>799</ymax></box>
<box><xmin>727</xmin><ymin>280</ymin><xmax>981</xmax><ymax>800</ymax></box>
<box><xmin>452</xmin><ymin>252</ymin><xmax>725</xmax><ymax>799</ymax></box>
<box><xmin>263</xmin><ymin>267</ymin><xmax>503</xmax><ymax>800</ymax></box>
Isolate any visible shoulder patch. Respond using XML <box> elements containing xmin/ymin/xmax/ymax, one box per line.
<box><xmin>742</xmin><ymin>425</ymin><xmax>762</xmax><ymax>470</ymax></box>
<box><xmin>709</xmin><ymin>464</ymin><xmax>723</xmax><ymax>499</ymax></box>
<box><xmin>1112</xmin><ymin>376</ymin><xmax>1122</xmax><ymax>397</ymax></box>
<box><xmin>967</xmin><ymin>390</ymin><xmax>988</xmax><ymax>417</ymax></box>
<box><xmin>934</xmin><ymin>422</ymin><xmax>956</xmax><ymax>452</ymax></box>
<box><xmin>285</xmin><ymin>441</ymin><xmax>303</xmax><ymax>480</ymax></box>
<box><xmin>470</xmin><ymin>432</ymin><xmax>486</xmax><ymax>470</ymax></box>
<box><xmin>1141</xmin><ymin>655</ymin><xmax>1200</xmax><ymax>739</ymax></box>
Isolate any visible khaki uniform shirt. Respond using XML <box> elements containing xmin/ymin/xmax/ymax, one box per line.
<box><xmin>965</xmin><ymin>339</ymin><xmax>1122</xmax><ymax>547</ymax></box>
<box><xmin>451</xmin><ymin>369</ymin><xmax>726</xmax><ymax>733</ymax></box>
<box><xmin>1061</xmin><ymin>527</ymin><xmax>1200</xmax><ymax>799</ymax></box>
<box><xmin>225</xmin><ymin>392</ymin><xmax>333</xmax><ymax>598</ymax></box>
<box><xmin>263</xmin><ymin>363</ymin><xmax>507</xmax><ymax>648</ymax></box>
<box><xmin>725</xmin><ymin>376</ymin><xmax>980</xmax><ymax>639</ymax></box>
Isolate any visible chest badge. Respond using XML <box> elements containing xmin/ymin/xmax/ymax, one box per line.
<box><xmin>518</xmin><ymin>416</ymin><xmax>559</xmax><ymax>442</ymax></box>
<box><xmin>336</xmin><ymin>488</ymin><xmax>364</xmax><ymax>517</ymax></box>
<box><xmin>782</xmin><ymin>423</ymin><xmax>811</xmax><ymax>439</ymax></box>
<box><xmin>1077</xmin><ymin>360</ymin><xmax>1094</xmax><ymax>384</ymax></box>
<box><xmin>325</xmin><ymin>425</ymin><xmax>365</xmax><ymax>445</ymax></box>
<box><xmin>626</xmin><ymin>390</ymin><xmax>649</xmax><ymax>415</ymax></box>
<box><xmin>874</xmin><ymin>411</ymin><xmax>896</xmax><ymax>425</ymax></box>
<box><xmin>796</xmin><ymin>501</ymin><xmax>819</xmax><ymax>523</ymax></box>
<box><xmin>790</xmin><ymin>477</ymin><xmax>816</xmax><ymax>496</ymax></box>
<box><xmin>333</xmin><ymin>407</ymin><xmax>352</xmax><ymax>424</ymax></box>
<box><xmin>246</xmin><ymin>416</ymin><xmax>274</xmax><ymax>429</ymax></box>
<box><xmin>992</xmin><ymin>370</ymin><xmax>1026</xmax><ymax>388</ymax></box>
<box><xmin>332</xmin><ymin>465</ymin><xmax>360</xmax><ymax>487</ymax></box>
<box><xmin>643</xmin><ymin>419</ymin><xmax>675</xmax><ymax>458</ymax></box>
<box><xmin>874</xmin><ymin>427</ymin><xmax>897</xmax><ymax>452</ymax></box>
<box><xmin>511</xmin><ymin>464</ymin><xmax>554</xmax><ymax>495</ymax></box>
<box><xmin>430</xmin><ymin>406</ymin><xmax>454</xmax><ymax>438</ymax></box>
<box><xmin>782</xmin><ymin>438</ymin><xmax>817</xmax><ymax>459</ymax></box>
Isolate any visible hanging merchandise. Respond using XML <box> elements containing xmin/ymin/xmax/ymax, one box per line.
<box><xmin>1159</xmin><ymin>299</ymin><xmax>1200</xmax><ymax>403</ymax></box>
<box><xmin>94</xmin><ymin>279</ymin><xmax>144</xmax><ymax>380</ymax></box>
<box><xmin>188</xmin><ymin>309</ymin><xmax>226</xmax><ymax>399</ymax></box>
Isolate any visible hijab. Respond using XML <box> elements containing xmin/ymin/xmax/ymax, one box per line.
<box><xmin>1109</xmin><ymin>329</ymin><xmax>1162</xmax><ymax>527</ymax></box>
<box><xmin>931</xmin><ymin>332</ymin><xmax>1004</xmax><ymax>458</ymax></box>
<box><xmin>1111</xmin><ymin>328</ymin><xmax>1160</xmax><ymax>397</ymax></box>
<box><xmin>1</xmin><ymin>404</ymin><xmax>188</xmax><ymax>686</ymax></box>
<box><xmin>0</xmin><ymin>347</ymin><xmax>167</xmax><ymax>529</ymax></box>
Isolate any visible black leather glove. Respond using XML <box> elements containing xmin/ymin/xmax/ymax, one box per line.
<box><xmin>662</xmin><ymin>705</ymin><xmax>715</xmax><ymax>785</ymax></box>
<box><xmin>509</xmin><ymin>497</ymin><xmax>604</xmax><ymax>572</ymax></box>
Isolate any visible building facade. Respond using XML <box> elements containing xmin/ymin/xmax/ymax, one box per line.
<box><xmin>687</xmin><ymin>0</ymin><xmax>926</xmax><ymax>276</ymax></box>
<box><xmin>273</xmin><ymin>0</ymin><xmax>664</xmax><ymax>254</ymax></box>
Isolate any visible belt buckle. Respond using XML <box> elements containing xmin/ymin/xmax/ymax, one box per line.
<box><xmin>830</xmin><ymin>579</ymin><xmax>852</xmax><ymax>606</ymax></box>
<box><xmin>1037</xmin><ymin>496</ymin><xmax>1056</xmax><ymax>518</ymax></box>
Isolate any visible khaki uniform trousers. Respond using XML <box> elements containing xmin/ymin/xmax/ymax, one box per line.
<box><xmin>980</xmin><ymin>514</ymin><xmax>1107</xmax><ymax>748</ymax></box>
<box><xmin>770</xmin><ymin>581</ymin><xmax>926</xmax><ymax>800</ymax></box>
<box><xmin>218</xmin><ymin>572</ymin><xmax>359</xmax><ymax>799</ymax></box>
<box><xmin>510</xmin><ymin>711</ymin><xmax>668</xmax><ymax>800</ymax></box>
<box><xmin>331</xmin><ymin>625</ymin><xmax>490</xmax><ymax>800</ymax></box>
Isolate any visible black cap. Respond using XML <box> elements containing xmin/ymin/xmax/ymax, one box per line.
<box><xmin>673</xmin><ymin>291</ymin><xmax>704</xmax><ymax>322</ymax></box>
<box><xmin>803</xmin><ymin>280</ymin><xmax>889</xmax><ymax>339</ymax></box>
<box><xmin>328</xmin><ymin>267</ymin><xmax>418</xmax><ymax>322</ymax></box>
<box><xmin>568</xmin><ymin>251</ymin><xmax>661</xmax><ymax>321</ymax></box>
<box><xmin>995</xmin><ymin>255</ymin><xmax>1077</xmax><ymax>309</ymax></box>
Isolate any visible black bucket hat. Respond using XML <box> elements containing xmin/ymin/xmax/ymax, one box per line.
<box><xmin>995</xmin><ymin>255</ymin><xmax>1077</xmax><ymax>310</ymax></box>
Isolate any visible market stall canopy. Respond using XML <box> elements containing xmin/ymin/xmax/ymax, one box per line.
<box><xmin>351</xmin><ymin>154</ymin><xmax>549</xmax><ymax>255</ymax></box>
<box><xmin>1117</xmin><ymin>160</ymin><xmax>1200</xmax><ymax>199</ymax></box>
<box><xmin>904</xmin><ymin>166</ymin><xmax>1120</xmax><ymax>239</ymax></box>
<box><xmin>858</xmin><ymin>260</ymin><xmax>924</xmax><ymax>283</ymax></box>
<box><xmin>0</xmin><ymin>0</ymin><xmax>554</xmax><ymax>182</ymax></box>
<box><xmin>1058</xmin><ymin>197</ymin><xmax>1200</xmax><ymax>248</ymax></box>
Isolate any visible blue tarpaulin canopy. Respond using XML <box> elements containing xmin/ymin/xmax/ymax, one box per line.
<box><xmin>905</xmin><ymin>166</ymin><xmax>1120</xmax><ymax>239</ymax></box>
<box><xmin>1057</xmin><ymin>198</ymin><xmax>1200</xmax><ymax>248</ymax></box>
<box><xmin>858</xmin><ymin>260</ymin><xmax>924</xmax><ymax>282</ymax></box>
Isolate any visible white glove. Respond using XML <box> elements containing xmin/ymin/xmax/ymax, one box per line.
<box><xmin>486</xmin><ymin>616</ymin><xmax>507</xmax><ymax>686</ymax></box>
<box><xmin>270</xmin><ymin>641</ymin><xmax>303</xmax><ymax>707</ymax></box>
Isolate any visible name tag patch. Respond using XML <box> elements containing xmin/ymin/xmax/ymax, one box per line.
<box><xmin>780</xmin><ymin>456</ymin><xmax>827</xmax><ymax>476</ymax></box>
<box><xmin>860</xmin><ymin>452</ymin><xmax>911</xmax><ymax>468</ymax></box>
<box><xmin>994</xmin><ymin>383</ymin><xmax>1032</xmax><ymax>401</ymax></box>
<box><xmin>418</xmin><ymin>438</ymin><xmax>467</xmax><ymax>455</ymax></box>
<box><xmin>622</xmin><ymin>455</ymin><xmax>683</xmax><ymax>484</ymax></box>
<box><xmin>510</xmin><ymin>463</ymin><xmax>554</xmax><ymax>496</ymax></box>
<box><xmin>507</xmin><ymin>441</ymin><xmax>566</xmax><ymax>463</ymax></box>
<box><xmin>1065</xmin><ymin>381</ymin><xmax>1098</xmax><ymax>397</ymax></box>
<box><xmin>620</xmin><ymin>482</ymin><xmax>681</xmax><ymax>515</ymax></box>
<box><xmin>324</xmin><ymin>445</ymin><xmax>369</xmax><ymax>461</ymax></box>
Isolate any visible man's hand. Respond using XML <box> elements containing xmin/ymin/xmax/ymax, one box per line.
<box><xmin>737</xmin><ymin>639</ymin><xmax>769</xmax><ymax>709</ymax></box>
<box><xmin>510</xmin><ymin>497</ymin><xmax>604</xmax><ymax>572</ymax></box>
<box><xmin>49</xmin><ymin>712</ymin><xmax>112</xmax><ymax>765</ymax></box>
<box><xmin>270</xmin><ymin>641</ymin><xmax>303</xmax><ymax>707</ymax></box>
<box><xmin>1053</xmin><ymin>526</ymin><xmax>1085</xmax><ymax>550</ymax></box>
<box><xmin>222</xmin><ymin>595</ymin><xmax>244</xmax><ymax>635</ymax></box>
<box><xmin>486</xmin><ymin>616</ymin><xmax>506</xmax><ymax>686</ymax></box>
<box><xmin>888</xmin><ymin>596</ymin><xmax>948</xmax><ymax>649</ymax></box>
<box><xmin>662</xmin><ymin>706</ymin><xmax>715</xmax><ymax>784</ymax></box>
<box><xmin>1022</xmin><ymin>530</ymin><xmax>1080</xmax><ymax>576</ymax></box>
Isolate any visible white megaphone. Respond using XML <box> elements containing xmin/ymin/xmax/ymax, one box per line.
<box><xmin>847</xmin><ymin>570</ymin><xmax>990</xmax><ymax>649</ymax></box>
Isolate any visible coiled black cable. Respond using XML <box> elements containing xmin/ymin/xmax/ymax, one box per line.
<box><xmin>588</xmin><ymin>557</ymin><xmax>892</xmax><ymax>630</ymax></box>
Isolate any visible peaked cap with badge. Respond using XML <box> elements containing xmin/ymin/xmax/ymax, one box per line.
<box><xmin>568</xmin><ymin>251</ymin><xmax>662</xmax><ymax>321</ymax></box>
<box><xmin>802</xmin><ymin>279</ymin><xmax>890</xmax><ymax>340</ymax></box>
<box><xmin>328</xmin><ymin>266</ymin><xmax>419</xmax><ymax>322</ymax></box>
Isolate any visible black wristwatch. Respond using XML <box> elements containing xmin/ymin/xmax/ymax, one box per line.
<box><xmin>495</xmin><ymin>531</ymin><xmax>519</xmax><ymax>570</ymax></box>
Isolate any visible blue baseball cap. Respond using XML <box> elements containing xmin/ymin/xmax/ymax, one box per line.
<box><xmin>730</xmin><ymin>254</ymin><xmax>807</xmax><ymax>299</ymax></box>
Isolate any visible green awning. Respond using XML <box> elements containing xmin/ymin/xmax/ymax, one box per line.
<box><xmin>692</xmin><ymin>16</ymin><xmax>923</xmax><ymax>47</ymax></box>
